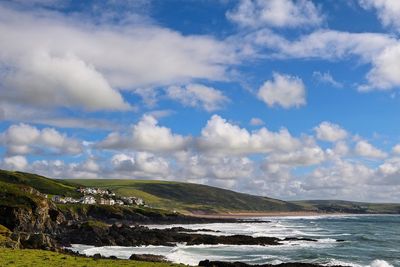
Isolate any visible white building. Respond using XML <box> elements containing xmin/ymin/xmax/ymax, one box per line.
<box><xmin>81</xmin><ymin>196</ymin><xmax>96</xmax><ymax>205</ymax></box>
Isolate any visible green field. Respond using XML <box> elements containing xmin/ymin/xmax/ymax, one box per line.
<box><xmin>1</xmin><ymin>169</ymin><xmax>400</xmax><ymax>214</ymax></box>
<box><xmin>0</xmin><ymin>248</ymin><xmax>186</xmax><ymax>267</ymax></box>
<box><xmin>70</xmin><ymin>179</ymin><xmax>302</xmax><ymax>213</ymax></box>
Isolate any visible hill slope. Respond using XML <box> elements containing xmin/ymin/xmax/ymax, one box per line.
<box><xmin>1</xmin><ymin>169</ymin><xmax>400</xmax><ymax>215</ymax></box>
<box><xmin>71</xmin><ymin>179</ymin><xmax>303</xmax><ymax>213</ymax></box>
<box><xmin>0</xmin><ymin>170</ymin><xmax>80</xmax><ymax>197</ymax></box>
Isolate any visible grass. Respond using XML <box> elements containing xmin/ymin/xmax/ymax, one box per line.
<box><xmin>0</xmin><ymin>180</ymin><xmax>44</xmax><ymax>209</ymax></box>
<box><xmin>0</xmin><ymin>224</ymin><xmax>11</xmax><ymax>246</ymax></box>
<box><xmin>70</xmin><ymin>179</ymin><xmax>302</xmax><ymax>213</ymax></box>
<box><xmin>0</xmin><ymin>170</ymin><xmax>80</xmax><ymax>197</ymax></box>
<box><xmin>0</xmin><ymin>248</ymin><xmax>187</xmax><ymax>267</ymax></box>
<box><xmin>294</xmin><ymin>200</ymin><xmax>400</xmax><ymax>214</ymax></box>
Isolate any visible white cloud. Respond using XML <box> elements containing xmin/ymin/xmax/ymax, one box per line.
<box><xmin>166</xmin><ymin>84</ymin><xmax>229</xmax><ymax>111</ymax></box>
<box><xmin>355</xmin><ymin>140</ymin><xmax>387</xmax><ymax>159</ymax></box>
<box><xmin>249</xmin><ymin>117</ymin><xmax>264</xmax><ymax>126</ymax></box>
<box><xmin>359</xmin><ymin>0</ymin><xmax>400</xmax><ymax>31</ymax></box>
<box><xmin>0</xmin><ymin>123</ymin><xmax>83</xmax><ymax>155</ymax></box>
<box><xmin>252</xmin><ymin>29</ymin><xmax>395</xmax><ymax>61</ymax></box>
<box><xmin>98</xmin><ymin>115</ymin><xmax>190</xmax><ymax>153</ymax></box>
<box><xmin>2</xmin><ymin>155</ymin><xmax>28</xmax><ymax>170</ymax></box>
<box><xmin>267</xmin><ymin>146</ymin><xmax>326</xmax><ymax>166</ymax></box>
<box><xmin>197</xmin><ymin>115</ymin><xmax>300</xmax><ymax>155</ymax></box>
<box><xmin>251</xmin><ymin>29</ymin><xmax>400</xmax><ymax>91</ymax></box>
<box><xmin>392</xmin><ymin>144</ymin><xmax>400</xmax><ymax>154</ymax></box>
<box><xmin>0</xmin><ymin>4</ymin><xmax>236</xmax><ymax>111</ymax></box>
<box><xmin>312</xmin><ymin>71</ymin><xmax>343</xmax><ymax>88</ymax></box>
<box><xmin>314</xmin><ymin>121</ymin><xmax>348</xmax><ymax>142</ymax></box>
<box><xmin>257</xmin><ymin>73</ymin><xmax>306</xmax><ymax>109</ymax></box>
<box><xmin>227</xmin><ymin>0</ymin><xmax>323</xmax><ymax>29</ymax></box>
<box><xmin>1</xmin><ymin>53</ymin><xmax>131</xmax><ymax>111</ymax></box>
<box><xmin>362</xmin><ymin>44</ymin><xmax>400</xmax><ymax>90</ymax></box>
<box><xmin>111</xmin><ymin>152</ymin><xmax>170</xmax><ymax>176</ymax></box>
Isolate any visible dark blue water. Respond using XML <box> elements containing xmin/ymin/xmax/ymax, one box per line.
<box><xmin>71</xmin><ymin>215</ymin><xmax>400</xmax><ymax>266</ymax></box>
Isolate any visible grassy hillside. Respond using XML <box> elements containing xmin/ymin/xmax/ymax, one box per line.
<box><xmin>0</xmin><ymin>170</ymin><xmax>80</xmax><ymax>197</ymax></box>
<box><xmin>294</xmin><ymin>200</ymin><xmax>400</xmax><ymax>214</ymax></box>
<box><xmin>70</xmin><ymin>179</ymin><xmax>302</xmax><ymax>213</ymax></box>
<box><xmin>1</xmin><ymin>169</ymin><xmax>399</xmax><ymax>214</ymax></box>
<box><xmin>0</xmin><ymin>248</ymin><xmax>185</xmax><ymax>267</ymax></box>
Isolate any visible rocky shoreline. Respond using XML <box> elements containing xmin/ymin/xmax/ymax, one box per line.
<box><xmin>0</xmin><ymin>197</ymin><xmax>349</xmax><ymax>267</ymax></box>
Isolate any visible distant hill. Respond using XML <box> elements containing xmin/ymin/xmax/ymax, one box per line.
<box><xmin>294</xmin><ymin>200</ymin><xmax>400</xmax><ymax>214</ymax></box>
<box><xmin>1</xmin><ymin>169</ymin><xmax>400</xmax><ymax>214</ymax></box>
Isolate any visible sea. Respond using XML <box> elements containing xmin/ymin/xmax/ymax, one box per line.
<box><xmin>69</xmin><ymin>215</ymin><xmax>400</xmax><ymax>267</ymax></box>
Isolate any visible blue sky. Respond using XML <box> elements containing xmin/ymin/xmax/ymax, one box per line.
<box><xmin>1</xmin><ymin>0</ymin><xmax>400</xmax><ymax>202</ymax></box>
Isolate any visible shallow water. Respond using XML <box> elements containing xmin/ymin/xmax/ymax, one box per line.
<box><xmin>70</xmin><ymin>215</ymin><xmax>400</xmax><ymax>266</ymax></box>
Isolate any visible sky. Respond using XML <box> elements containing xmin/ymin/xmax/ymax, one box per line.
<box><xmin>1</xmin><ymin>0</ymin><xmax>400</xmax><ymax>202</ymax></box>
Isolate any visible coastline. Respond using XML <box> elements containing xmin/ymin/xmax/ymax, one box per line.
<box><xmin>186</xmin><ymin>211</ymin><xmax>343</xmax><ymax>219</ymax></box>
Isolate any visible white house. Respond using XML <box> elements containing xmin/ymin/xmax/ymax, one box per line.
<box><xmin>81</xmin><ymin>195</ymin><xmax>96</xmax><ymax>205</ymax></box>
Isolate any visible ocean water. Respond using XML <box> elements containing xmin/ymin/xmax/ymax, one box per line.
<box><xmin>70</xmin><ymin>215</ymin><xmax>400</xmax><ymax>266</ymax></box>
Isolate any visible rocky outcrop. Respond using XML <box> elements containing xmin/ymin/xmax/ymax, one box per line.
<box><xmin>10</xmin><ymin>232</ymin><xmax>59</xmax><ymax>250</ymax></box>
<box><xmin>129</xmin><ymin>254</ymin><xmax>168</xmax><ymax>262</ymax></box>
<box><xmin>0</xmin><ymin>199</ymin><xmax>65</xmax><ymax>234</ymax></box>
<box><xmin>58</xmin><ymin>223</ymin><xmax>281</xmax><ymax>247</ymax></box>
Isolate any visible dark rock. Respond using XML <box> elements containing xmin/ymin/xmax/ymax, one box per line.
<box><xmin>58</xmin><ymin>223</ymin><xmax>281</xmax><ymax>247</ymax></box>
<box><xmin>92</xmin><ymin>253</ymin><xmax>102</xmax><ymax>259</ymax></box>
<box><xmin>11</xmin><ymin>232</ymin><xmax>58</xmax><ymax>250</ymax></box>
<box><xmin>129</xmin><ymin>254</ymin><xmax>168</xmax><ymax>262</ymax></box>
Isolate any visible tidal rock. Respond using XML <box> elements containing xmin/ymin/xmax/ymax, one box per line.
<box><xmin>129</xmin><ymin>254</ymin><xmax>168</xmax><ymax>262</ymax></box>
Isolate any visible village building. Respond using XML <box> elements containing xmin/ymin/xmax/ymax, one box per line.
<box><xmin>99</xmin><ymin>198</ymin><xmax>115</xmax><ymax>205</ymax></box>
<box><xmin>81</xmin><ymin>195</ymin><xmax>96</xmax><ymax>205</ymax></box>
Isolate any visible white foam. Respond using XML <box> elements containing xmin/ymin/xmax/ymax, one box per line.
<box><xmin>369</xmin><ymin>260</ymin><xmax>394</xmax><ymax>267</ymax></box>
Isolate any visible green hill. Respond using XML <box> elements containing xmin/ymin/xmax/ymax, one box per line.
<box><xmin>1</xmin><ymin>169</ymin><xmax>400</xmax><ymax>215</ymax></box>
<box><xmin>0</xmin><ymin>170</ymin><xmax>80</xmax><ymax>197</ymax></box>
<box><xmin>294</xmin><ymin>200</ymin><xmax>400</xmax><ymax>214</ymax></box>
<box><xmin>70</xmin><ymin>179</ymin><xmax>303</xmax><ymax>213</ymax></box>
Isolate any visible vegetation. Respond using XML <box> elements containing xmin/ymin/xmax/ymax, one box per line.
<box><xmin>0</xmin><ymin>248</ymin><xmax>186</xmax><ymax>267</ymax></box>
<box><xmin>1</xmin><ymin>169</ymin><xmax>400</xmax><ymax>214</ymax></box>
<box><xmin>71</xmin><ymin>179</ymin><xmax>302</xmax><ymax>213</ymax></box>
<box><xmin>294</xmin><ymin>200</ymin><xmax>400</xmax><ymax>214</ymax></box>
<box><xmin>0</xmin><ymin>180</ymin><xmax>44</xmax><ymax>209</ymax></box>
<box><xmin>0</xmin><ymin>170</ymin><xmax>80</xmax><ymax>197</ymax></box>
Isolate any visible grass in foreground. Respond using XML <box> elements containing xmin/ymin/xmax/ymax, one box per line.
<box><xmin>0</xmin><ymin>248</ymin><xmax>187</xmax><ymax>267</ymax></box>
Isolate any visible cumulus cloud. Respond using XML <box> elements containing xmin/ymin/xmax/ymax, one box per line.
<box><xmin>2</xmin><ymin>155</ymin><xmax>28</xmax><ymax>170</ymax></box>
<box><xmin>392</xmin><ymin>144</ymin><xmax>400</xmax><ymax>154</ymax></box>
<box><xmin>257</xmin><ymin>73</ymin><xmax>306</xmax><ymax>109</ymax></box>
<box><xmin>1</xmin><ymin>53</ymin><xmax>131</xmax><ymax>111</ymax></box>
<box><xmin>111</xmin><ymin>152</ymin><xmax>170</xmax><ymax>177</ymax></box>
<box><xmin>0</xmin><ymin>4</ymin><xmax>236</xmax><ymax>111</ymax></box>
<box><xmin>362</xmin><ymin>44</ymin><xmax>400</xmax><ymax>90</ymax></box>
<box><xmin>314</xmin><ymin>121</ymin><xmax>348</xmax><ymax>142</ymax></box>
<box><xmin>197</xmin><ymin>115</ymin><xmax>300</xmax><ymax>155</ymax></box>
<box><xmin>250</xmin><ymin>29</ymin><xmax>400</xmax><ymax>91</ymax></box>
<box><xmin>355</xmin><ymin>140</ymin><xmax>387</xmax><ymax>159</ymax></box>
<box><xmin>0</xmin><ymin>123</ymin><xmax>82</xmax><ymax>155</ymax></box>
<box><xmin>166</xmin><ymin>84</ymin><xmax>229</xmax><ymax>111</ymax></box>
<box><xmin>227</xmin><ymin>0</ymin><xmax>323</xmax><ymax>29</ymax></box>
<box><xmin>359</xmin><ymin>0</ymin><xmax>400</xmax><ymax>31</ymax></box>
<box><xmin>98</xmin><ymin>115</ymin><xmax>190</xmax><ymax>153</ymax></box>
<box><xmin>267</xmin><ymin>146</ymin><xmax>326</xmax><ymax>167</ymax></box>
